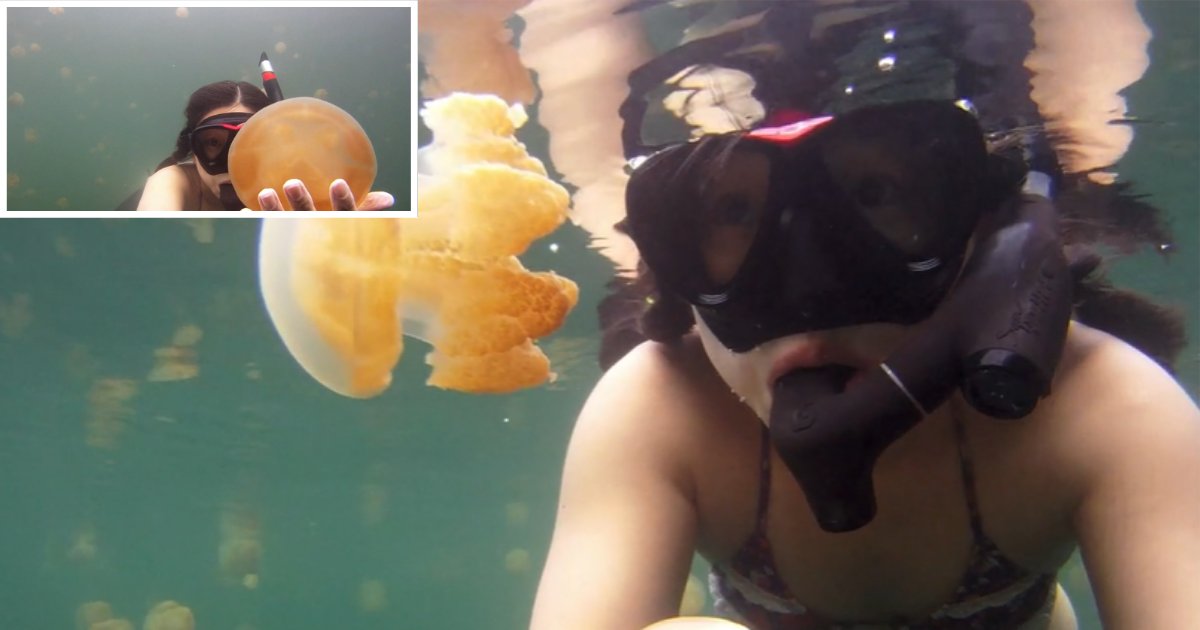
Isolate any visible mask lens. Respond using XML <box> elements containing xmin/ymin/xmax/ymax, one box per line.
<box><xmin>695</xmin><ymin>148</ymin><xmax>772</xmax><ymax>287</ymax></box>
<box><xmin>194</xmin><ymin>126</ymin><xmax>234</xmax><ymax>161</ymax></box>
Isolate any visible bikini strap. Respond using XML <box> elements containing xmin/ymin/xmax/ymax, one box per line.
<box><xmin>755</xmin><ymin>426</ymin><xmax>773</xmax><ymax>530</ymax></box>
<box><xmin>951</xmin><ymin>410</ymin><xmax>988</xmax><ymax>540</ymax></box>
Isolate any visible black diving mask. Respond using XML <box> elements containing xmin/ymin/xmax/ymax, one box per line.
<box><xmin>625</xmin><ymin>100</ymin><xmax>996</xmax><ymax>353</ymax></box>
<box><xmin>626</xmin><ymin>100</ymin><xmax>1071</xmax><ymax>533</ymax></box>
<box><xmin>190</xmin><ymin>112</ymin><xmax>252</xmax><ymax>176</ymax></box>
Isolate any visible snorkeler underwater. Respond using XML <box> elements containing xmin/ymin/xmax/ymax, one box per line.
<box><xmin>422</xmin><ymin>0</ymin><xmax>1199</xmax><ymax>628</ymax></box>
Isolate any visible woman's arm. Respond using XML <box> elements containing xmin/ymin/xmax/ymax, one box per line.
<box><xmin>531</xmin><ymin>343</ymin><xmax>700</xmax><ymax>630</ymax></box>
<box><xmin>136</xmin><ymin>166</ymin><xmax>187</xmax><ymax>211</ymax></box>
<box><xmin>1066</xmin><ymin>330</ymin><xmax>1200</xmax><ymax>629</ymax></box>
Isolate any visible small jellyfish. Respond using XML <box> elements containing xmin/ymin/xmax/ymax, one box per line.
<box><xmin>505</xmin><ymin>501</ymin><xmax>529</xmax><ymax>527</ymax></box>
<box><xmin>504</xmin><ymin>548</ymin><xmax>532</xmax><ymax>575</ymax></box>
<box><xmin>57</xmin><ymin>197</ymin><xmax>69</xmax><ymax>209</ymax></box>
<box><xmin>176</xmin><ymin>7</ymin><xmax>189</xmax><ymax>18</ymax></box>
<box><xmin>129</xmin><ymin>102</ymin><xmax>138</xmax><ymax>109</ymax></box>
<box><xmin>24</xmin><ymin>128</ymin><xmax>38</xmax><ymax>143</ymax></box>
<box><xmin>60</xmin><ymin>66</ymin><xmax>73</xmax><ymax>79</ymax></box>
<box><xmin>10</xmin><ymin>45</ymin><xmax>26</xmax><ymax>58</ymax></box>
<box><xmin>367</xmin><ymin>89</ymin><xmax>378</xmax><ymax>99</ymax></box>
<box><xmin>292</xmin><ymin>52</ymin><xmax>300</xmax><ymax>59</ymax></box>
<box><xmin>8</xmin><ymin>173</ymin><xmax>19</xmax><ymax>189</ymax></box>
<box><xmin>48</xmin><ymin>7</ymin><xmax>64</xmax><ymax>15</ymax></box>
<box><xmin>313</xmin><ymin>88</ymin><xmax>328</xmax><ymax>99</ymax></box>
<box><xmin>357</xmin><ymin>580</ymin><xmax>387</xmax><ymax>613</ymax></box>
<box><xmin>274</xmin><ymin>41</ymin><xmax>287</xmax><ymax>54</ymax></box>
<box><xmin>95</xmin><ymin>177</ymin><xmax>106</xmax><ymax>186</ymax></box>
<box><xmin>143</xmin><ymin>601</ymin><xmax>194</xmax><ymax>630</ymax></box>
<box><xmin>242</xmin><ymin>573</ymin><xmax>259</xmax><ymax>590</ymax></box>
<box><xmin>29</xmin><ymin>43</ymin><xmax>41</xmax><ymax>53</ymax></box>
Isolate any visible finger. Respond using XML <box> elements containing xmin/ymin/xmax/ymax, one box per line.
<box><xmin>355</xmin><ymin>191</ymin><xmax>396</xmax><ymax>211</ymax></box>
<box><xmin>283</xmin><ymin>179</ymin><xmax>315</xmax><ymax>211</ymax></box>
<box><xmin>330</xmin><ymin>179</ymin><xmax>357</xmax><ymax>211</ymax></box>
<box><xmin>258</xmin><ymin>188</ymin><xmax>284</xmax><ymax>211</ymax></box>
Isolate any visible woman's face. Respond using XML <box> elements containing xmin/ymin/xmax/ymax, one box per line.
<box><xmin>193</xmin><ymin>104</ymin><xmax>254</xmax><ymax>198</ymax></box>
<box><xmin>695</xmin><ymin>313</ymin><xmax>910</xmax><ymax>422</ymax></box>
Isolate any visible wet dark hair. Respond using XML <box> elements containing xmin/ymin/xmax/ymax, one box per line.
<box><xmin>598</xmin><ymin>147</ymin><xmax>1187</xmax><ymax>375</ymax></box>
<box><xmin>153</xmin><ymin>80</ymin><xmax>271</xmax><ymax>172</ymax></box>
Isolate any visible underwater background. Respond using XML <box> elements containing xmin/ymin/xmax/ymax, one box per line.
<box><xmin>1</xmin><ymin>2</ymin><xmax>1198</xmax><ymax>630</ymax></box>
<box><xmin>5</xmin><ymin>6</ymin><xmax>411</xmax><ymax>211</ymax></box>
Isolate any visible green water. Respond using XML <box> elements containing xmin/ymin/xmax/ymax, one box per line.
<box><xmin>1</xmin><ymin>2</ymin><xmax>1197</xmax><ymax>630</ymax></box>
<box><xmin>6</xmin><ymin>6</ymin><xmax>411</xmax><ymax>211</ymax></box>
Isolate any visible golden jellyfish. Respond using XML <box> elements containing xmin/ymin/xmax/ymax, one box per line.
<box><xmin>274</xmin><ymin>41</ymin><xmax>287</xmax><ymax>54</ymax></box>
<box><xmin>175</xmin><ymin>7</ymin><xmax>188</xmax><ymax>18</ymax></box>
<box><xmin>49</xmin><ymin>7</ymin><xmax>64</xmax><ymax>15</ymax></box>
<box><xmin>9</xmin><ymin>92</ymin><xmax>25</xmax><ymax>107</ymax></box>
<box><xmin>257</xmin><ymin>93</ymin><xmax>577</xmax><ymax>395</ymax></box>
<box><xmin>228</xmin><ymin>97</ymin><xmax>376</xmax><ymax>210</ymax></box>
<box><xmin>357</xmin><ymin>579</ymin><xmax>388</xmax><ymax>613</ymax></box>
<box><xmin>504</xmin><ymin>548</ymin><xmax>532</xmax><ymax>575</ymax></box>
<box><xmin>9</xmin><ymin>45</ymin><xmax>25</xmax><ymax>58</ymax></box>
<box><xmin>0</xmin><ymin>293</ymin><xmax>33</xmax><ymax>339</ymax></box>
<box><xmin>25</xmin><ymin>128</ymin><xmax>38</xmax><ymax>143</ymax></box>
<box><xmin>57</xmin><ymin>197</ymin><xmax>69</xmax><ymax>209</ymax></box>
<box><xmin>60</xmin><ymin>66</ymin><xmax>73</xmax><ymax>79</ymax></box>
<box><xmin>8</xmin><ymin>173</ymin><xmax>19</xmax><ymax>189</ymax></box>
<box><xmin>505</xmin><ymin>501</ymin><xmax>529</xmax><ymax>527</ymax></box>
<box><xmin>30</xmin><ymin>43</ymin><xmax>41</xmax><ymax>53</ymax></box>
<box><xmin>642</xmin><ymin>619</ymin><xmax>750</xmax><ymax>630</ymax></box>
<box><xmin>313</xmin><ymin>88</ymin><xmax>328</xmax><ymax>99</ymax></box>
<box><xmin>142</xmin><ymin>601</ymin><xmax>194</xmax><ymax>630</ymax></box>
<box><xmin>76</xmin><ymin>601</ymin><xmax>113</xmax><ymax>630</ymax></box>
<box><xmin>86</xmin><ymin>378</ymin><xmax>137</xmax><ymax>450</ymax></box>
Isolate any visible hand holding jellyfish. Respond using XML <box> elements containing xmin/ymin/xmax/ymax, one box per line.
<box><xmin>260</xmin><ymin>92</ymin><xmax>578</xmax><ymax>396</ymax></box>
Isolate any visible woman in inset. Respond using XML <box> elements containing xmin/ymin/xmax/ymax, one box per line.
<box><xmin>137</xmin><ymin>80</ymin><xmax>393</xmax><ymax>211</ymax></box>
<box><xmin>530</xmin><ymin>3</ymin><xmax>1199</xmax><ymax>629</ymax></box>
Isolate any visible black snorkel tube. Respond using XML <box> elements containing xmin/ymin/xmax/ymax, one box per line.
<box><xmin>259</xmin><ymin>52</ymin><xmax>284</xmax><ymax>103</ymax></box>
<box><xmin>218</xmin><ymin>52</ymin><xmax>286</xmax><ymax>210</ymax></box>
<box><xmin>770</xmin><ymin>178</ymin><xmax>1073</xmax><ymax>533</ymax></box>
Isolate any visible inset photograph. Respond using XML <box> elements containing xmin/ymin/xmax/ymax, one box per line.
<box><xmin>6</xmin><ymin>4</ymin><xmax>413</xmax><ymax>211</ymax></box>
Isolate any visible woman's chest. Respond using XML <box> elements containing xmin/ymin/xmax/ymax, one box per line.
<box><xmin>691</xmin><ymin>409</ymin><xmax>1074</xmax><ymax>620</ymax></box>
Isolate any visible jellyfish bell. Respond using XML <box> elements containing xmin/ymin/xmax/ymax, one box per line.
<box><xmin>258</xmin><ymin>218</ymin><xmax>408</xmax><ymax>398</ymax></box>
<box><xmin>228</xmin><ymin>97</ymin><xmax>376</xmax><ymax>210</ymax></box>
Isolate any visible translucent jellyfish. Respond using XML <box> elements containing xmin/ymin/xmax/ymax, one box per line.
<box><xmin>313</xmin><ymin>88</ymin><xmax>328</xmax><ymax>99</ymax></box>
<box><xmin>175</xmin><ymin>7</ymin><xmax>188</xmax><ymax>18</ymax></box>
<box><xmin>95</xmin><ymin>176</ymin><xmax>106</xmax><ymax>186</ymax></box>
<box><xmin>184</xmin><ymin>218</ymin><xmax>214</xmax><ymax>243</ymax></box>
<box><xmin>76</xmin><ymin>601</ymin><xmax>113</xmax><ymax>630</ymax></box>
<box><xmin>57</xmin><ymin>197</ymin><xmax>69</xmax><ymax>209</ymax></box>
<box><xmin>9</xmin><ymin>92</ymin><xmax>24</xmax><ymax>107</ymax></box>
<box><xmin>228</xmin><ymin>97</ymin><xmax>376</xmax><ymax>210</ymax></box>
<box><xmin>361</xmin><ymin>483</ymin><xmax>387</xmax><ymax>526</ymax></box>
<box><xmin>85</xmin><ymin>378</ymin><xmax>137</xmax><ymax>450</ymax></box>
<box><xmin>257</xmin><ymin>93</ymin><xmax>577</xmax><ymax>395</ymax></box>
<box><xmin>60</xmin><ymin>66</ymin><xmax>73</xmax><ymax>79</ymax></box>
<box><xmin>147</xmin><ymin>339</ymin><xmax>199</xmax><ymax>382</ymax></box>
<box><xmin>504</xmin><ymin>548</ymin><xmax>532</xmax><ymax>574</ymax></box>
<box><xmin>0</xmin><ymin>293</ymin><xmax>32</xmax><ymax>338</ymax></box>
<box><xmin>91</xmin><ymin>620</ymin><xmax>134</xmax><ymax>630</ymax></box>
<box><xmin>242</xmin><ymin>573</ymin><xmax>259</xmax><ymax>590</ymax></box>
<box><xmin>418</xmin><ymin>1</ymin><xmax>536</xmax><ymax>105</ymax></box>
<box><xmin>7</xmin><ymin>173</ymin><xmax>19</xmax><ymax>188</ymax></box>
<box><xmin>49</xmin><ymin>7</ymin><xmax>64</xmax><ymax>15</ymax></box>
<box><xmin>67</xmin><ymin>526</ymin><xmax>97</xmax><ymax>563</ymax></box>
<box><xmin>358</xmin><ymin>580</ymin><xmax>387</xmax><ymax>612</ymax></box>
<box><xmin>55</xmin><ymin>235</ymin><xmax>76</xmax><ymax>257</ymax></box>
<box><xmin>143</xmin><ymin>601</ymin><xmax>194</xmax><ymax>630</ymax></box>
<box><xmin>24</xmin><ymin>128</ymin><xmax>37</xmax><ymax>143</ymax></box>
<box><xmin>10</xmin><ymin>45</ymin><xmax>25</xmax><ymax>58</ymax></box>
<box><xmin>505</xmin><ymin>501</ymin><xmax>529</xmax><ymax>527</ymax></box>
<box><xmin>274</xmin><ymin>41</ymin><xmax>287</xmax><ymax>54</ymax></box>
<box><xmin>30</xmin><ymin>43</ymin><xmax>41</xmax><ymax>53</ymax></box>
<box><xmin>219</xmin><ymin>506</ymin><xmax>262</xmax><ymax>585</ymax></box>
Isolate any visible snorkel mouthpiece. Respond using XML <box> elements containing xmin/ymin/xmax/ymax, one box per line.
<box><xmin>771</xmin><ymin>193</ymin><xmax>1072</xmax><ymax>533</ymax></box>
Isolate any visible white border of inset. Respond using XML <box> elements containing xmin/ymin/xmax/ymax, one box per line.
<box><xmin>2</xmin><ymin>1</ymin><xmax>418</xmax><ymax>216</ymax></box>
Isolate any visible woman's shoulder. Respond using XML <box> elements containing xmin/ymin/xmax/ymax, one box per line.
<box><xmin>138</xmin><ymin>165</ymin><xmax>192</xmax><ymax>211</ymax></box>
